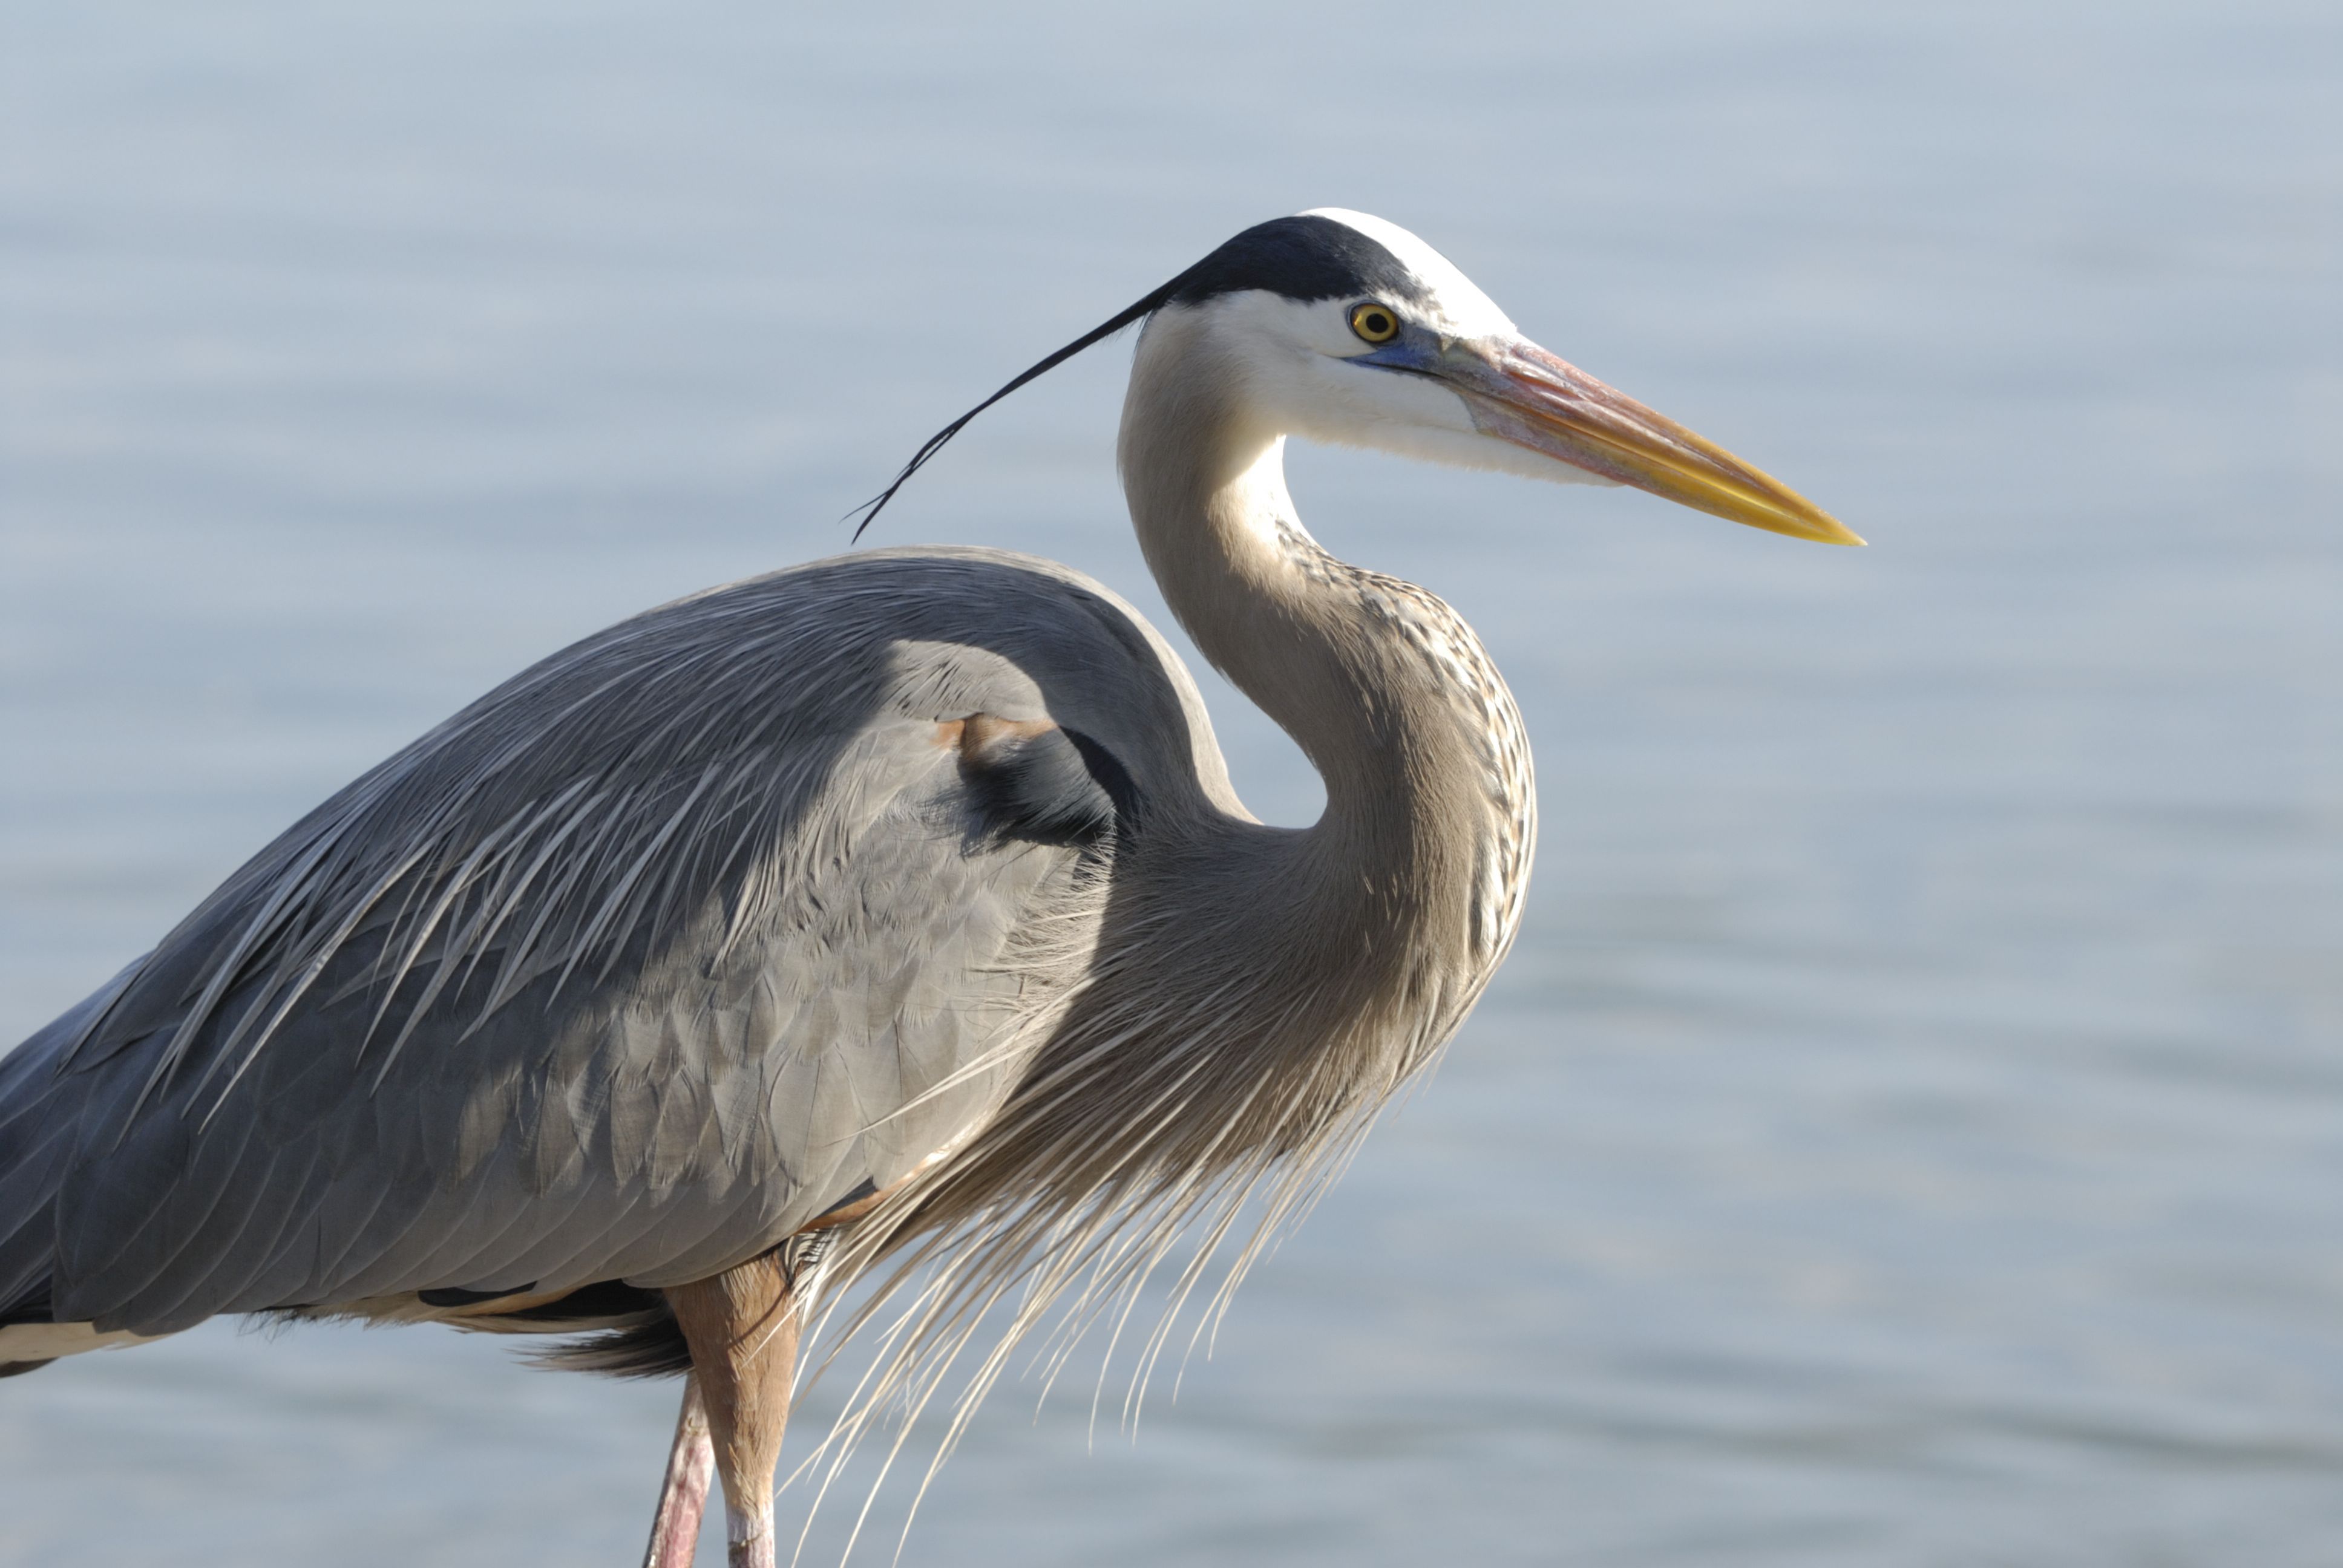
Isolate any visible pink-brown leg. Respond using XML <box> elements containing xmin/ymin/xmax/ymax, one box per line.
<box><xmin>667</xmin><ymin>1254</ymin><xmax>800</xmax><ymax>1568</ymax></box>
<box><xmin>641</xmin><ymin>1374</ymin><xmax>715</xmax><ymax>1568</ymax></box>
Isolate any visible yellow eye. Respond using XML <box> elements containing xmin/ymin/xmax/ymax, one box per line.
<box><xmin>1348</xmin><ymin>302</ymin><xmax>1400</xmax><ymax>344</ymax></box>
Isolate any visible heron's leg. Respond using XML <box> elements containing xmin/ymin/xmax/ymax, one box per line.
<box><xmin>640</xmin><ymin>1374</ymin><xmax>715</xmax><ymax>1568</ymax></box>
<box><xmin>666</xmin><ymin>1252</ymin><xmax>801</xmax><ymax>1568</ymax></box>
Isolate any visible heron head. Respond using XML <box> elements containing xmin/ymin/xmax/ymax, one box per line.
<box><xmin>1138</xmin><ymin>209</ymin><xmax>1860</xmax><ymax>547</ymax></box>
<box><xmin>853</xmin><ymin>210</ymin><xmax>1857</xmax><ymax>547</ymax></box>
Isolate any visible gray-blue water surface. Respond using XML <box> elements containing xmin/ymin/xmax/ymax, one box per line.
<box><xmin>2</xmin><ymin>2</ymin><xmax>2338</xmax><ymax>1563</ymax></box>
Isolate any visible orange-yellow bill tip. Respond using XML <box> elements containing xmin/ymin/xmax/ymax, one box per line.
<box><xmin>1470</xmin><ymin>339</ymin><xmax>1864</xmax><ymax>547</ymax></box>
<box><xmin>1715</xmin><ymin>485</ymin><xmax>1866</xmax><ymax>547</ymax></box>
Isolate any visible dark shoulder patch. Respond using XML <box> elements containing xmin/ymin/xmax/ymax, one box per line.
<box><xmin>952</xmin><ymin>716</ymin><xmax>1136</xmax><ymax>848</ymax></box>
<box><xmin>1165</xmin><ymin>215</ymin><xmax>1429</xmax><ymax>309</ymax></box>
<box><xmin>1063</xmin><ymin>730</ymin><xmax>1139</xmax><ymax>822</ymax></box>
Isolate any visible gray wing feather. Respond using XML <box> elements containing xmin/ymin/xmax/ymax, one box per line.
<box><xmin>0</xmin><ymin>547</ymin><xmax>1236</xmax><ymax>1334</ymax></box>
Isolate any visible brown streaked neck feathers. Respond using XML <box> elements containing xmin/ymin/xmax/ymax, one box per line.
<box><xmin>1116</xmin><ymin>305</ymin><xmax>1535</xmax><ymax>1007</ymax></box>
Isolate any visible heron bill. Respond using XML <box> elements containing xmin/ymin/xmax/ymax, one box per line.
<box><xmin>1457</xmin><ymin>338</ymin><xmax>1864</xmax><ymax>546</ymax></box>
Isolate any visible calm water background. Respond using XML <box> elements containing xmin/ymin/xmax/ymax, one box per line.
<box><xmin>3</xmin><ymin>3</ymin><xmax>2339</xmax><ymax>1563</ymax></box>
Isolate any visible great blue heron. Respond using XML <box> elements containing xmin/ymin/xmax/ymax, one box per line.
<box><xmin>0</xmin><ymin>209</ymin><xmax>1857</xmax><ymax>1566</ymax></box>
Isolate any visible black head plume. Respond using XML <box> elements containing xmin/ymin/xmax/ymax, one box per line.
<box><xmin>847</xmin><ymin>215</ymin><xmax>1420</xmax><ymax>539</ymax></box>
<box><xmin>847</xmin><ymin>283</ymin><xmax>1174</xmax><ymax>540</ymax></box>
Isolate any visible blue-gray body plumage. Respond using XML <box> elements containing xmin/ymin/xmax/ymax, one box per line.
<box><xmin>0</xmin><ymin>547</ymin><xmax>1235</xmax><ymax>1339</ymax></box>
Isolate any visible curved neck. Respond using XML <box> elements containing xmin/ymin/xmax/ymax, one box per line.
<box><xmin>883</xmin><ymin>310</ymin><xmax>1539</xmax><ymax>1310</ymax></box>
<box><xmin>1116</xmin><ymin>322</ymin><xmax>1389</xmax><ymax>822</ymax></box>
<box><xmin>1116</xmin><ymin>311</ymin><xmax>1533</xmax><ymax>980</ymax></box>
